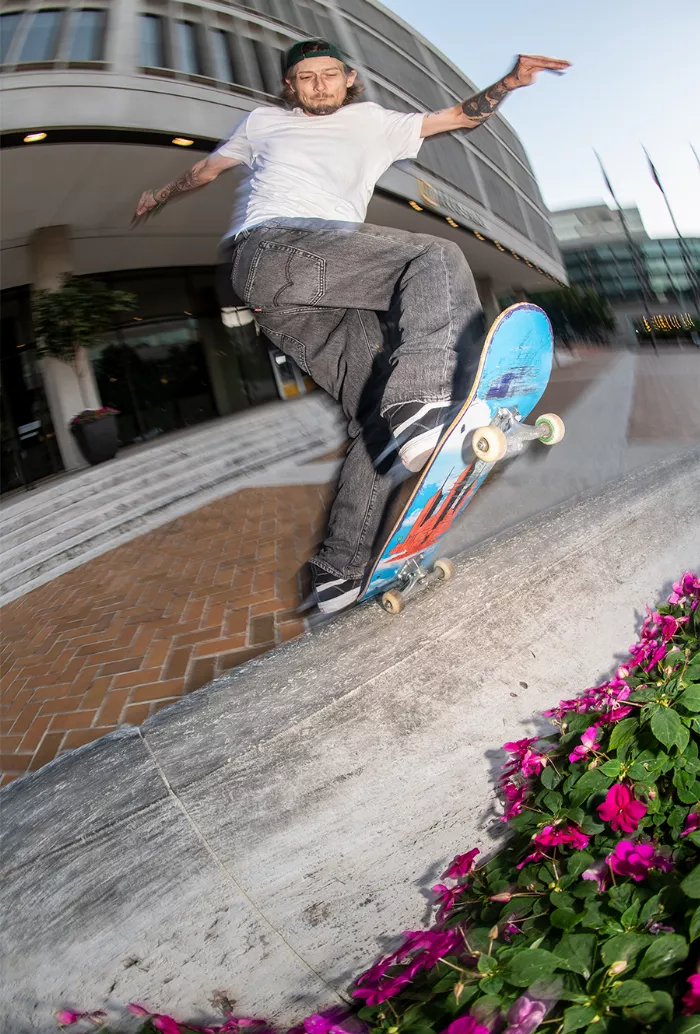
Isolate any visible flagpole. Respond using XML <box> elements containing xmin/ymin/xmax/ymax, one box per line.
<box><xmin>643</xmin><ymin>146</ymin><xmax>700</xmax><ymax>314</ymax></box>
<box><xmin>594</xmin><ymin>151</ymin><xmax>658</xmax><ymax>352</ymax></box>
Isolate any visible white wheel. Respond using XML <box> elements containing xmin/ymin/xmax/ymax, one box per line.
<box><xmin>434</xmin><ymin>558</ymin><xmax>455</xmax><ymax>582</ymax></box>
<box><xmin>536</xmin><ymin>413</ymin><xmax>565</xmax><ymax>445</ymax></box>
<box><xmin>471</xmin><ymin>425</ymin><xmax>507</xmax><ymax>463</ymax></box>
<box><xmin>381</xmin><ymin>590</ymin><xmax>405</xmax><ymax>615</ymax></box>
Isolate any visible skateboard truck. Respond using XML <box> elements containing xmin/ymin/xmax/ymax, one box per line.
<box><xmin>380</xmin><ymin>555</ymin><xmax>455</xmax><ymax>614</ymax></box>
<box><xmin>472</xmin><ymin>408</ymin><xmax>565</xmax><ymax>463</ymax></box>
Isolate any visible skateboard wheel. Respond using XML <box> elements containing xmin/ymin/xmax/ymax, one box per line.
<box><xmin>381</xmin><ymin>590</ymin><xmax>405</xmax><ymax>615</ymax></box>
<box><xmin>472</xmin><ymin>425</ymin><xmax>507</xmax><ymax>462</ymax></box>
<box><xmin>434</xmin><ymin>558</ymin><xmax>455</xmax><ymax>581</ymax></box>
<box><xmin>536</xmin><ymin>413</ymin><xmax>565</xmax><ymax>445</ymax></box>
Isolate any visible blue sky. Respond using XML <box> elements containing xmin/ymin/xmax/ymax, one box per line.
<box><xmin>382</xmin><ymin>0</ymin><xmax>700</xmax><ymax>237</ymax></box>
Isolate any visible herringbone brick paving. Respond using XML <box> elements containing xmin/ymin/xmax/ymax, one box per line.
<box><xmin>0</xmin><ymin>483</ymin><xmax>334</xmax><ymax>785</ymax></box>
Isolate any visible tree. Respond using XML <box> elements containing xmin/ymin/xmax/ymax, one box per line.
<box><xmin>530</xmin><ymin>286</ymin><xmax>616</xmax><ymax>344</ymax></box>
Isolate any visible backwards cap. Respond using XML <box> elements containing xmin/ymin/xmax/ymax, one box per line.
<box><xmin>284</xmin><ymin>39</ymin><xmax>348</xmax><ymax>73</ymax></box>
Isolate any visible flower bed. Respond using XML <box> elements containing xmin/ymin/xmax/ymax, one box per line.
<box><xmin>57</xmin><ymin>574</ymin><xmax>700</xmax><ymax>1034</ymax></box>
<box><xmin>69</xmin><ymin>406</ymin><xmax>120</xmax><ymax>427</ymax></box>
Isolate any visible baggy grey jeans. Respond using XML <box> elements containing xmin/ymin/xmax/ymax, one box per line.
<box><xmin>226</xmin><ymin>218</ymin><xmax>484</xmax><ymax>579</ymax></box>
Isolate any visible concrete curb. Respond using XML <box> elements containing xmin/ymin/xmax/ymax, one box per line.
<box><xmin>1</xmin><ymin>448</ymin><xmax>699</xmax><ymax>1032</ymax></box>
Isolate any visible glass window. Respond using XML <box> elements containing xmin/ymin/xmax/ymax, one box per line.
<box><xmin>140</xmin><ymin>13</ymin><xmax>164</xmax><ymax>67</ymax></box>
<box><xmin>69</xmin><ymin>8</ymin><xmax>105</xmax><ymax>61</ymax></box>
<box><xmin>0</xmin><ymin>12</ymin><xmax>24</xmax><ymax>63</ymax></box>
<box><xmin>176</xmin><ymin>20</ymin><xmax>201</xmax><ymax>75</ymax></box>
<box><xmin>210</xmin><ymin>28</ymin><xmax>232</xmax><ymax>81</ymax></box>
<box><xmin>19</xmin><ymin>8</ymin><xmax>62</xmax><ymax>62</ymax></box>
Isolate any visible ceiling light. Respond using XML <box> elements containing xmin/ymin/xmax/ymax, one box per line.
<box><xmin>172</xmin><ymin>137</ymin><xmax>194</xmax><ymax>147</ymax></box>
<box><xmin>408</xmin><ymin>200</ymin><xmax>423</xmax><ymax>211</ymax></box>
<box><xmin>446</xmin><ymin>217</ymin><xmax>459</xmax><ymax>228</ymax></box>
<box><xmin>24</xmin><ymin>132</ymin><xmax>47</xmax><ymax>143</ymax></box>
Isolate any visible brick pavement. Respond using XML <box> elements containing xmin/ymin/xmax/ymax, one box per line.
<box><xmin>0</xmin><ymin>482</ymin><xmax>334</xmax><ymax>785</ymax></box>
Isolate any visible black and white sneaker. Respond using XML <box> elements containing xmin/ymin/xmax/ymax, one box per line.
<box><xmin>312</xmin><ymin>568</ymin><xmax>363</xmax><ymax>615</ymax></box>
<box><xmin>384</xmin><ymin>401</ymin><xmax>454</xmax><ymax>473</ymax></box>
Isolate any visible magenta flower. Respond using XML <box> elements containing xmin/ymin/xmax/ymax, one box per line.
<box><xmin>597</xmin><ymin>784</ymin><xmax>647</xmax><ymax>833</ymax></box>
<box><xmin>56</xmin><ymin>1011</ymin><xmax>106</xmax><ymax>1027</ymax></box>
<box><xmin>502</xmin><ymin>737</ymin><xmax>550</xmax><ymax>779</ymax></box>
<box><xmin>128</xmin><ymin>1005</ymin><xmax>151</xmax><ymax>1016</ymax></box>
<box><xmin>682</xmin><ymin>973</ymin><xmax>700</xmax><ymax>1015</ymax></box>
<box><xmin>504</xmin><ymin>996</ymin><xmax>548</xmax><ymax>1034</ymax></box>
<box><xmin>153</xmin><ymin>1017</ymin><xmax>182</xmax><ymax>1034</ymax></box>
<box><xmin>303</xmin><ymin>1008</ymin><xmax>366</xmax><ymax>1034</ymax></box>
<box><xmin>442</xmin><ymin>848</ymin><xmax>479</xmax><ymax>880</ymax></box>
<box><xmin>352</xmin><ymin>975</ymin><xmax>410</xmax><ymax>1005</ymax></box>
<box><xmin>432</xmin><ymin>882</ymin><xmax>465</xmax><ymax>921</ymax></box>
<box><xmin>503</xmin><ymin>915</ymin><xmax>523</xmax><ymax>942</ymax></box>
<box><xmin>682</xmin><ymin>812</ymin><xmax>699</xmax><ymax>837</ymax></box>
<box><xmin>598</xmin><ymin>704</ymin><xmax>633</xmax><ymax>723</ymax></box>
<box><xmin>569</xmin><ymin>724</ymin><xmax>602</xmax><ymax>763</ymax></box>
<box><xmin>582</xmin><ymin>859</ymin><xmax>609</xmax><ymax>892</ymax></box>
<box><xmin>353</xmin><ymin>929</ymin><xmax>462</xmax><ymax>1003</ymax></box>
<box><xmin>607</xmin><ymin>840</ymin><xmax>673</xmax><ymax>882</ymax></box>
<box><xmin>440</xmin><ymin>1017</ymin><xmax>489</xmax><ymax>1034</ymax></box>
<box><xmin>518</xmin><ymin>823</ymin><xmax>589</xmax><ymax>868</ymax></box>
<box><xmin>501</xmin><ymin>780</ymin><xmax>528</xmax><ymax>821</ymax></box>
<box><xmin>668</xmin><ymin>571</ymin><xmax>700</xmax><ymax>607</ymax></box>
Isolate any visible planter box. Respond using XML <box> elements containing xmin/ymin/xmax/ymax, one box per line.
<box><xmin>71</xmin><ymin>414</ymin><xmax>119</xmax><ymax>466</ymax></box>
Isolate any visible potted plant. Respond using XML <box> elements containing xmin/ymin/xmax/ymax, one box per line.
<box><xmin>69</xmin><ymin>406</ymin><xmax>121</xmax><ymax>465</ymax></box>
<box><xmin>32</xmin><ymin>276</ymin><xmax>137</xmax><ymax>464</ymax></box>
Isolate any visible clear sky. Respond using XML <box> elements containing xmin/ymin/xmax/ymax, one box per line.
<box><xmin>381</xmin><ymin>0</ymin><xmax>700</xmax><ymax>238</ymax></box>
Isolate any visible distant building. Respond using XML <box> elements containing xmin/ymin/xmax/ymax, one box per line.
<box><xmin>551</xmin><ymin>203</ymin><xmax>699</xmax><ymax>344</ymax></box>
<box><xmin>0</xmin><ymin>0</ymin><xmax>565</xmax><ymax>493</ymax></box>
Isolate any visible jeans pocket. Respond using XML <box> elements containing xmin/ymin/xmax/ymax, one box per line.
<box><xmin>244</xmin><ymin>241</ymin><xmax>326</xmax><ymax>308</ymax></box>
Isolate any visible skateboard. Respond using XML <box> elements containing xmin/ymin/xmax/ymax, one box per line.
<box><xmin>359</xmin><ymin>302</ymin><xmax>564</xmax><ymax>614</ymax></box>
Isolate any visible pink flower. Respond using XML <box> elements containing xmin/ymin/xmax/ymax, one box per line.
<box><xmin>503</xmin><ymin>915</ymin><xmax>522</xmax><ymax>942</ymax></box>
<box><xmin>504</xmin><ymin>996</ymin><xmax>548</xmax><ymax>1034</ymax></box>
<box><xmin>432</xmin><ymin>882</ymin><xmax>464</xmax><ymax>921</ymax></box>
<box><xmin>441</xmin><ymin>1018</ymin><xmax>489</xmax><ymax>1034</ymax></box>
<box><xmin>582</xmin><ymin>859</ymin><xmax>609</xmax><ymax>892</ymax></box>
<box><xmin>569</xmin><ymin>724</ymin><xmax>602</xmax><ymax>763</ymax></box>
<box><xmin>607</xmin><ymin>840</ymin><xmax>673</xmax><ymax>882</ymax></box>
<box><xmin>303</xmin><ymin>1008</ymin><xmax>366</xmax><ymax>1034</ymax></box>
<box><xmin>442</xmin><ymin>848</ymin><xmax>479</xmax><ymax>880</ymax></box>
<box><xmin>502</xmin><ymin>738</ymin><xmax>550</xmax><ymax>779</ymax></box>
<box><xmin>56</xmin><ymin>1011</ymin><xmax>106</xmax><ymax>1027</ymax></box>
<box><xmin>154</xmin><ymin>1017</ymin><xmax>182</xmax><ymax>1034</ymax></box>
<box><xmin>682</xmin><ymin>812</ymin><xmax>699</xmax><ymax>837</ymax></box>
<box><xmin>597</xmin><ymin>784</ymin><xmax>647</xmax><ymax>833</ymax></box>
<box><xmin>352</xmin><ymin>975</ymin><xmax>410</xmax><ymax>1005</ymax></box>
<box><xmin>668</xmin><ymin>571</ymin><xmax>700</xmax><ymax>608</ymax></box>
<box><xmin>501</xmin><ymin>780</ymin><xmax>528</xmax><ymax>821</ymax></box>
<box><xmin>128</xmin><ymin>1005</ymin><xmax>151</xmax><ymax>1016</ymax></box>
<box><xmin>353</xmin><ymin>929</ymin><xmax>462</xmax><ymax>1003</ymax></box>
<box><xmin>682</xmin><ymin>973</ymin><xmax>700</xmax><ymax>1015</ymax></box>
<box><xmin>598</xmin><ymin>705</ymin><xmax>633</xmax><ymax>723</ymax></box>
<box><xmin>518</xmin><ymin>823</ymin><xmax>589</xmax><ymax>868</ymax></box>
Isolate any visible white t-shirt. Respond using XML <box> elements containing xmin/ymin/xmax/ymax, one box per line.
<box><xmin>217</xmin><ymin>101</ymin><xmax>424</xmax><ymax>237</ymax></box>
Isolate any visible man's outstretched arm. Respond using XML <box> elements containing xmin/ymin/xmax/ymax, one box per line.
<box><xmin>420</xmin><ymin>54</ymin><xmax>570</xmax><ymax>138</ymax></box>
<box><xmin>132</xmin><ymin>152</ymin><xmax>241</xmax><ymax>223</ymax></box>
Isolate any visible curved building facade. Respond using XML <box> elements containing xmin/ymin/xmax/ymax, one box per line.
<box><xmin>0</xmin><ymin>0</ymin><xmax>566</xmax><ymax>487</ymax></box>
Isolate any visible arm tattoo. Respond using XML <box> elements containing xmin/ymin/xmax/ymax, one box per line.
<box><xmin>154</xmin><ymin>164</ymin><xmax>205</xmax><ymax>205</ymax></box>
<box><xmin>461</xmin><ymin>77</ymin><xmax>512</xmax><ymax>125</ymax></box>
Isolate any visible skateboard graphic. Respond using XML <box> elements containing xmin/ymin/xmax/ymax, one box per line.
<box><xmin>359</xmin><ymin>302</ymin><xmax>564</xmax><ymax>614</ymax></box>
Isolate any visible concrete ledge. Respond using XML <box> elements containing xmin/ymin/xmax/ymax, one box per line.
<box><xmin>1</xmin><ymin>449</ymin><xmax>699</xmax><ymax>1032</ymax></box>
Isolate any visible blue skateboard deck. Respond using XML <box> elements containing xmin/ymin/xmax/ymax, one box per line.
<box><xmin>360</xmin><ymin>302</ymin><xmax>554</xmax><ymax>605</ymax></box>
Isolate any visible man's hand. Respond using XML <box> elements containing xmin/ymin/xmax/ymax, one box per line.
<box><xmin>130</xmin><ymin>153</ymin><xmax>241</xmax><ymax>228</ymax></box>
<box><xmin>132</xmin><ymin>191</ymin><xmax>161</xmax><ymax>226</ymax></box>
<box><xmin>502</xmin><ymin>54</ymin><xmax>571</xmax><ymax>90</ymax></box>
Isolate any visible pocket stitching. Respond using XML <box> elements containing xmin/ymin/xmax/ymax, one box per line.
<box><xmin>245</xmin><ymin>241</ymin><xmax>326</xmax><ymax>308</ymax></box>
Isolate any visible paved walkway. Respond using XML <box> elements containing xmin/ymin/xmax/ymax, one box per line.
<box><xmin>0</xmin><ymin>483</ymin><xmax>332</xmax><ymax>784</ymax></box>
<box><xmin>2</xmin><ymin>349</ymin><xmax>699</xmax><ymax>785</ymax></box>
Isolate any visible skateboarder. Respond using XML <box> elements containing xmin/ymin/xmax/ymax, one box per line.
<box><xmin>134</xmin><ymin>40</ymin><xmax>569</xmax><ymax>613</ymax></box>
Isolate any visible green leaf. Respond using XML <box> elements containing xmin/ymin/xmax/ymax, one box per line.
<box><xmin>607</xmin><ymin>979</ymin><xmax>654</xmax><ymax>1006</ymax></box>
<box><xmin>599</xmin><ymin>760</ymin><xmax>622</xmax><ymax>777</ymax></box>
<box><xmin>650</xmin><ymin>707</ymin><xmax>685</xmax><ymax>748</ymax></box>
<box><xmin>569</xmin><ymin>768</ymin><xmax>613</xmax><ymax>805</ymax></box>
<box><xmin>543</xmin><ymin>790</ymin><xmax>563</xmax><ymax>813</ymax></box>
<box><xmin>677</xmin><ymin>779</ymin><xmax>700</xmax><ymax>805</ymax></box>
<box><xmin>551</xmin><ymin>907</ymin><xmax>580</xmax><ymax>931</ymax></box>
<box><xmin>622</xmin><ymin>990</ymin><xmax>674</xmax><ymax>1025</ymax></box>
<box><xmin>609</xmin><ymin>717</ymin><xmax>638</xmax><ymax>750</ymax></box>
<box><xmin>554</xmin><ymin>933</ymin><xmax>596</xmax><ymax>978</ymax></box>
<box><xmin>636</xmin><ymin>933</ymin><xmax>688</xmax><ymax>979</ymax></box>
<box><xmin>679</xmin><ymin>684</ymin><xmax>700</xmax><ymax>711</ymax></box>
<box><xmin>562</xmin><ymin>1005</ymin><xmax>598</xmax><ymax>1032</ymax></box>
<box><xmin>567</xmin><ymin>852</ymin><xmax>594</xmax><ymax>879</ymax></box>
<box><xmin>600</xmin><ymin>932</ymin><xmax>651</xmax><ymax>966</ymax></box>
<box><xmin>682</xmin><ymin>863</ymin><xmax>700</xmax><ymax>899</ymax></box>
<box><xmin>667</xmin><ymin>1018</ymin><xmax>700</xmax><ymax>1033</ymax></box>
<box><xmin>479</xmin><ymin>975</ymin><xmax>504</xmax><ymax>995</ymax></box>
<box><xmin>541</xmin><ymin>765</ymin><xmax>562</xmax><ymax>789</ymax></box>
<box><xmin>620</xmin><ymin>900</ymin><xmax>640</xmax><ymax>928</ymax></box>
<box><xmin>608</xmin><ymin>884</ymin><xmax>634</xmax><ymax>913</ymax></box>
<box><xmin>477</xmin><ymin>953</ymin><xmax>498</xmax><ymax>974</ymax></box>
<box><xmin>503</xmin><ymin>948</ymin><xmax>561</xmax><ymax>986</ymax></box>
<box><xmin>580</xmin><ymin>901</ymin><xmax>606</xmax><ymax>929</ymax></box>
<box><xmin>690</xmin><ymin>904</ymin><xmax>700</xmax><ymax>942</ymax></box>
<box><xmin>639</xmin><ymin>892</ymin><xmax>663</xmax><ymax>924</ymax></box>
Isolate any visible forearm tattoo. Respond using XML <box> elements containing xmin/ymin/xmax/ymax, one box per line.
<box><xmin>154</xmin><ymin>165</ymin><xmax>204</xmax><ymax>205</ymax></box>
<box><xmin>461</xmin><ymin>77</ymin><xmax>513</xmax><ymax>125</ymax></box>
